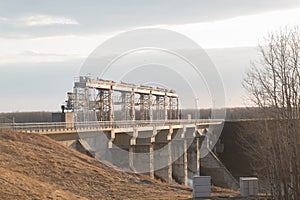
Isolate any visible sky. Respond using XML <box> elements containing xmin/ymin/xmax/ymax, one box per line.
<box><xmin>1</xmin><ymin>0</ymin><xmax>300</xmax><ymax>112</ymax></box>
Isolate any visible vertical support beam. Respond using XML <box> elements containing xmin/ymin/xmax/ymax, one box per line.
<box><xmin>167</xmin><ymin>141</ymin><xmax>173</xmax><ymax>183</ymax></box>
<box><xmin>183</xmin><ymin>139</ymin><xmax>188</xmax><ymax>185</ymax></box>
<box><xmin>129</xmin><ymin>146</ymin><xmax>135</xmax><ymax>171</ymax></box>
<box><xmin>169</xmin><ymin>97</ymin><xmax>172</xmax><ymax>120</ymax></box>
<box><xmin>150</xmin><ymin>127</ymin><xmax>156</xmax><ymax>177</ymax></box>
<box><xmin>196</xmin><ymin>137</ymin><xmax>200</xmax><ymax>176</ymax></box>
<box><xmin>156</xmin><ymin>96</ymin><xmax>160</xmax><ymax>120</ymax></box>
<box><xmin>149</xmin><ymin>144</ymin><xmax>154</xmax><ymax>178</ymax></box>
<box><xmin>167</xmin><ymin>124</ymin><xmax>173</xmax><ymax>183</ymax></box>
<box><xmin>182</xmin><ymin>125</ymin><xmax>188</xmax><ymax>185</ymax></box>
<box><xmin>129</xmin><ymin>127</ymin><xmax>138</xmax><ymax>173</ymax></box>
<box><xmin>130</xmin><ymin>127</ymin><xmax>138</xmax><ymax>146</ymax></box>
<box><xmin>176</xmin><ymin>97</ymin><xmax>179</xmax><ymax>120</ymax></box>
<box><xmin>164</xmin><ymin>94</ymin><xmax>168</xmax><ymax>120</ymax></box>
<box><xmin>149</xmin><ymin>91</ymin><xmax>153</xmax><ymax>121</ymax></box>
<box><xmin>84</xmin><ymin>85</ymin><xmax>89</xmax><ymax>122</ymax></box>
<box><xmin>172</xmin><ymin>126</ymin><xmax>188</xmax><ymax>185</ymax></box>
<box><xmin>99</xmin><ymin>90</ymin><xmax>104</xmax><ymax>121</ymax></box>
<box><xmin>108</xmin><ymin>129</ymin><xmax>115</xmax><ymax>148</ymax></box>
<box><xmin>109</xmin><ymin>88</ymin><xmax>114</xmax><ymax>121</ymax></box>
<box><xmin>168</xmin><ymin>125</ymin><xmax>173</xmax><ymax>141</ymax></box>
<box><xmin>151</xmin><ymin>125</ymin><xmax>157</xmax><ymax>143</ymax></box>
<box><xmin>121</xmin><ymin>92</ymin><xmax>126</xmax><ymax>120</ymax></box>
<box><xmin>140</xmin><ymin>94</ymin><xmax>145</xmax><ymax>120</ymax></box>
<box><xmin>154</xmin><ymin>127</ymin><xmax>173</xmax><ymax>183</ymax></box>
<box><xmin>131</xmin><ymin>89</ymin><xmax>135</xmax><ymax>121</ymax></box>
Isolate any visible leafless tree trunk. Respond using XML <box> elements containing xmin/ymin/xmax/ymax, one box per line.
<box><xmin>243</xmin><ymin>26</ymin><xmax>300</xmax><ymax>199</ymax></box>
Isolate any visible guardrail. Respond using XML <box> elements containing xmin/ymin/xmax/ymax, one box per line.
<box><xmin>0</xmin><ymin>119</ymin><xmax>223</xmax><ymax>133</ymax></box>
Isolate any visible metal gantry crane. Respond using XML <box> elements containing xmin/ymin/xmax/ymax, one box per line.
<box><xmin>64</xmin><ymin>76</ymin><xmax>179</xmax><ymax>122</ymax></box>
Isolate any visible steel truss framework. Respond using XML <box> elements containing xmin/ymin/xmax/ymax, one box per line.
<box><xmin>69</xmin><ymin>76</ymin><xmax>179</xmax><ymax>122</ymax></box>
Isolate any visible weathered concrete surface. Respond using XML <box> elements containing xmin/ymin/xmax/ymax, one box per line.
<box><xmin>201</xmin><ymin>150</ymin><xmax>239</xmax><ymax>190</ymax></box>
<box><xmin>45</xmin><ymin>123</ymin><xmax>242</xmax><ymax>190</ymax></box>
<box><xmin>172</xmin><ymin>139</ymin><xmax>187</xmax><ymax>184</ymax></box>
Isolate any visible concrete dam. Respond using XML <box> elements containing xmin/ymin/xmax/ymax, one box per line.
<box><xmin>1</xmin><ymin>76</ymin><xmax>239</xmax><ymax>189</ymax></box>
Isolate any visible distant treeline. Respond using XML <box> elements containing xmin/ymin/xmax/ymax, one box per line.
<box><xmin>0</xmin><ymin>107</ymin><xmax>264</xmax><ymax>123</ymax></box>
<box><xmin>0</xmin><ymin>112</ymin><xmax>53</xmax><ymax>123</ymax></box>
<box><xmin>181</xmin><ymin>107</ymin><xmax>264</xmax><ymax>120</ymax></box>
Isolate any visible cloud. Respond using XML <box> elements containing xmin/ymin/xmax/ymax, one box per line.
<box><xmin>0</xmin><ymin>14</ymin><xmax>79</xmax><ymax>39</ymax></box>
<box><xmin>0</xmin><ymin>14</ymin><xmax>79</xmax><ymax>27</ymax></box>
<box><xmin>0</xmin><ymin>50</ymin><xmax>83</xmax><ymax>64</ymax></box>
<box><xmin>20</xmin><ymin>50</ymin><xmax>67</xmax><ymax>57</ymax></box>
<box><xmin>0</xmin><ymin>17</ymin><xmax>8</xmax><ymax>22</ymax></box>
<box><xmin>20</xmin><ymin>14</ymin><xmax>79</xmax><ymax>26</ymax></box>
<box><xmin>0</xmin><ymin>34</ymin><xmax>107</xmax><ymax>64</ymax></box>
<box><xmin>163</xmin><ymin>7</ymin><xmax>300</xmax><ymax>48</ymax></box>
<box><xmin>0</xmin><ymin>0</ymin><xmax>300</xmax><ymax>39</ymax></box>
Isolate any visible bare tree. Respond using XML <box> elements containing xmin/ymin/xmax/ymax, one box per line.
<box><xmin>243</xmin><ymin>26</ymin><xmax>300</xmax><ymax>199</ymax></box>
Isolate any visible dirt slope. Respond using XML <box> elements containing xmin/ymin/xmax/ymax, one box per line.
<box><xmin>0</xmin><ymin>130</ymin><xmax>191</xmax><ymax>200</ymax></box>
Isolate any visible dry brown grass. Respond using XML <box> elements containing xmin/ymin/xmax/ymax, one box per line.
<box><xmin>0</xmin><ymin>130</ymin><xmax>192</xmax><ymax>200</ymax></box>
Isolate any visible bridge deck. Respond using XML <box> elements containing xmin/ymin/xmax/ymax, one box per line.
<box><xmin>0</xmin><ymin>119</ymin><xmax>223</xmax><ymax>134</ymax></box>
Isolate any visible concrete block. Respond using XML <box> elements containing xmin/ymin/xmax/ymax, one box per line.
<box><xmin>193</xmin><ymin>176</ymin><xmax>211</xmax><ymax>186</ymax></box>
<box><xmin>193</xmin><ymin>192</ymin><xmax>210</xmax><ymax>198</ymax></box>
<box><xmin>193</xmin><ymin>176</ymin><xmax>211</xmax><ymax>198</ymax></box>
<box><xmin>193</xmin><ymin>185</ymin><xmax>211</xmax><ymax>192</ymax></box>
<box><xmin>240</xmin><ymin>177</ymin><xmax>258</xmax><ymax>196</ymax></box>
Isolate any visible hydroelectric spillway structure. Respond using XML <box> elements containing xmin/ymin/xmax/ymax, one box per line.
<box><xmin>2</xmin><ymin>76</ymin><xmax>238</xmax><ymax>189</ymax></box>
<box><xmin>61</xmin><ymin>76</ymin><xmax>203</xmax><ymax>184</ymax></box>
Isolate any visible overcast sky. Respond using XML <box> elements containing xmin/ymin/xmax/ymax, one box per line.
<box><xmin>1</xmin><ymin>0</ymin><xmax>300</xmax><ymax>112</ymax></box>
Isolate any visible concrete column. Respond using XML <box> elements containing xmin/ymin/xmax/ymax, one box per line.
<box><xmin>130</xmin><ymin>128</ymin><xmax>154</xmax><ymax>177</ymax></box>
<box><xmin>108</xmin><ymin>129</ymin><xmax>115</xmax><ymax>148</ymax></box>
<box><xmin>130</xmin><ymin>127</ymin><xmax>138</xmax><ymax>146</ymax></box>
<box><xmin>149</xmin><ymin>144</ymin><xmax>154</xmax><ymax>178</ymax></box>
<box><xmin>132</xmin><ymin>144</ymin><xmax>152</xmax><ymax>176</ymax></box>
<box><xmin>183</xmin><ymin>139</ymin><xmax>188</xmax><ymax>184</ymax></box>
<box><xmin>167</xmin><ymin>125</ymin><xmax>173</xmax><ymax>141</ymax></box>
<box><xmin>186</xmin><ymin>128</ymin><xmax>198</xmax><ymax>179</ymax></box>
<box><xmin>167</xmin><ymin>125</ymin><xmax>173</xmax><ymax>183</ymax></box>
<box><xmin>129</xmin><ymin>146</ymin><xmax>135</xmax><ymax>171</ymax></box>
<box><xmin>171</xmin><ymin>127</ymin><xmax>188</xmax><ymax>185</ymax></box>
<box><xmin>151</xmin><ymin>125</ymin><xmax>157</xmax><ymax>143</ymax></box>
<box><xmin>167</xmin><ymin>142</ymin><xmax>173</xmax><ymax>183</ymax></box>
<box><xmin>196</xmin><ymin>137</ymin><xmax>200</xmax><ymax>176</ymax></box>
<box><xmin>154</xmin><ymin>129</ymin><xmax>173</xmax><ymax>183</ymax></box>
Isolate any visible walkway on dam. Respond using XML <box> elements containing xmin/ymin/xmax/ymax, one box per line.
<box><xmin>0</xmin><ymin>119</ymin><xmax>223</xmax><ymax>134</ymax></box>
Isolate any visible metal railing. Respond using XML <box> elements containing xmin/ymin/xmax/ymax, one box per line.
<box><xmin>0</xmin><ymin>119</ymin><xmax>223</xmax><ymax>133</ymax></box>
